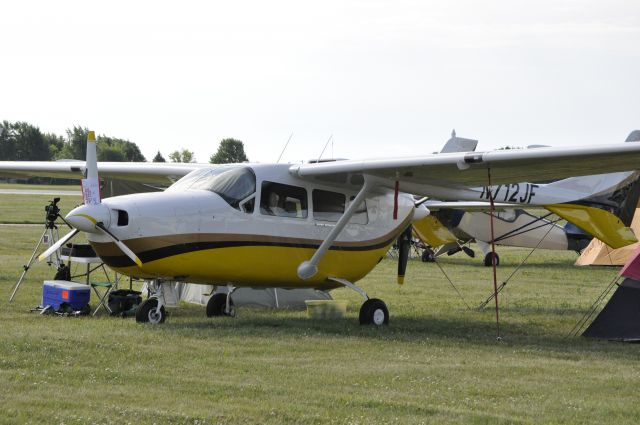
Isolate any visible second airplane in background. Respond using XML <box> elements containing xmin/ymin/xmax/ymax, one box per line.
<box><xmin>413</xmin><ymin>130</ymin><xmax>640</xmax><ymax>266</ymax></box>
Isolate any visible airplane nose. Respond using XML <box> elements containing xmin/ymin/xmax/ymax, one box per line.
<box><xmin>66</xmin><ymin>204</ymin><xmax>111</xmax><ymax>233</ymax></box>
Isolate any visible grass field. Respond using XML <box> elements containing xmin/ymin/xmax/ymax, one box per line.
<box><xmin>0</xmin><ymin>183</ymin><xmax>80</xmax><ymax>191</ymax></box>
<box><xmin>1</xmin><ymin>190</ymin><xmax>639</xmax><ymax>424</ymax></box>
<box><xmin>0</xmin><ymin>182</ymin><xmax>82</xmax><ymax>224</ymax></box>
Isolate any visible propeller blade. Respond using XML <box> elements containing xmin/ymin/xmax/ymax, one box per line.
<box><xmin>38</xmin><ymin>229</ymin><xmax>79</xmax><ymax>262</ymax></box>
<box><xmin>81</xmin><ymin>130</ymin><xmax>101</xmax><ymax>205</ymax></box>
<box><xmin>95</xmin><ymin>222</ymin><xmax>142</xmax><ymax>267</ymax></box>
<box><xmin>397</xmin><ymin>225</ymin><xmax>412</xmax><ymax>285</ymax></box>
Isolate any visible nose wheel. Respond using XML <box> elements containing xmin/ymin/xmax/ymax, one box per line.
<box><xmin>136</xmin><ymin>298</ymin><xmax>166</xmax><ymax>324</ymax></box>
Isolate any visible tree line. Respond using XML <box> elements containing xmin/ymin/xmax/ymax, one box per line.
<box><xmin>0</xmin><ymin>122</ymin><xmax>146</xmax><ymax>162</ymax></box>
<box><xmin>153</xmin><ymin>138</ymin><xmax>249</xmax><ymax>164</ymax></box>
<box><xmin>0</xmin><ymin>121</ymin><xmax>249</xmax><ymax>164</ymax></box>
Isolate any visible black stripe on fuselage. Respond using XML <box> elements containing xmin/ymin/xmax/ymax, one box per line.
<box><xmin>98</xmin><ymin>236</ymin><xmax>398</xmax><ymax>268</ymax></box>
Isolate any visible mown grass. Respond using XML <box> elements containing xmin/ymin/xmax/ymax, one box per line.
<box><xmin>0</xmin><ymin>189</ymin><xmax>82</xmax><ymax>227</ymax></box>
<box><xmin>0</xmin><ymin>183</ymin><xmax>80</xmax><ymax>191</ymax></box>
<box><xmin>1</xmin><ymin>192</ymin><xmax>639</xmax><ymax>424</ymax></box>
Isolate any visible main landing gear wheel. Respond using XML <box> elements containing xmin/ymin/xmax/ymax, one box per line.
<box><xmin>359</xmin><ymin>298</ymin><xmax>389</xmax><ymax>326</ymax></box>
<box><xmin>136</xmin><ymin>298</ymin><xmax>166</xmax><ymax>324</ymax></box>
<box><xmin>483</xmin><ymin>252</ymin><xmax>500</xmax><ymax>267</ymax></box>
<box><xmin>206</xmin><ymin>293</ymin><xmax>236</xmax><ymax>317</ymax></box>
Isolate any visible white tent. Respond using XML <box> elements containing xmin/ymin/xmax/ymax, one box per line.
<box><xmin>172</xmin><ymin>283</ymin><xmax>332</xmax><ymax>309</ymax></box>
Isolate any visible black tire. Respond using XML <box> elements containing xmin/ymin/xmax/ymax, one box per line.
<box><xmin>206</xmin><ymin>293</ymin><xmax>235</xmax><ymax>317</ymax></box>
<box><xmin>359</xmin><ymin>298</ymin><xmax>389</xmax><ymax>326</ymax></box>
<box><xmin>421</xmin><ymin>248</ymin><xmax>435</xmax><ymax>263</ymax></box>
<box><xmin>135</xmin><ymin>298</ymin><xmax>166</xmax><ymax>324</ymax></box>
<box><xmin>483</xmin><ymin>252</ymin><xmax>500</xmax><ymax>267</ymax></box>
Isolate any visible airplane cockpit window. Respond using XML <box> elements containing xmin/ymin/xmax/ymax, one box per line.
<box><xmin>167</xmin><ymin>168</ymin><xmax>214</xmax><ymax>192</ymax></box>
<box><xmin>312</xmin><ymin>189</ymin><xmax>345</xmax><ymax>222</ymax></box>
<box><xmin>167</xmin><ymin>166</ymin><xmax>256</xmax><ymax>211</ymax></box>
<box><xmin>260</xmin><ymin>181</ymin><xmax>308</xmax><ymax>219</ymax></box>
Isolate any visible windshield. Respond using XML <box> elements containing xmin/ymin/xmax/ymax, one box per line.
<box><xmin>167</xmin><ymin>166</ymin><xmax>256</xmax><ymax>209</ymax></box>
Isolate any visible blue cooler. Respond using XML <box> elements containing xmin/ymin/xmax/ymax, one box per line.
<box><xmin>42</xmin><ymin>280</ymin><xmax>90</xmax><ymax>311</ymax></box>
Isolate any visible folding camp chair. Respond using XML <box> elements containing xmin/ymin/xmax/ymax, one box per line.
<box><xmin>90</xmin><ymin>278</ymin><xmax>119</xmax><ymax>316</ymax></box>
<box><xmin>90</xmin><ymin>281</ymin><xmax>113</xmax><ymax>315</ymax></box>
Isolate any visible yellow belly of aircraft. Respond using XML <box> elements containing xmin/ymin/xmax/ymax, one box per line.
<box><xmin>92</xmin><ymin>241</ymin><xmax>392</xmax><ymax>289</ymax></box>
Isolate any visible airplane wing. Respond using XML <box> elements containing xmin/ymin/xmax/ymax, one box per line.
<box><xmin>0</xmin><ymin>161</ymin><xmax>206</xmax><ymax>185</ymax></box>
<box><xmin>289</xmin><ymin>143</ymin><xmax>640</xmax><ymax>190</ymax></box>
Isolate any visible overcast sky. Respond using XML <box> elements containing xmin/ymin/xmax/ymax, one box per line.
<box><xmin>1</xmin><ymin>0</ymin><xmax>639</xmax><ymax>163</ymax></box>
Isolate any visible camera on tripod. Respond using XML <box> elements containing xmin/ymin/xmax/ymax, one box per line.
<box><xmin>10</xmin><ymin>197</ymin><xmax>66</xmax><ymax>302</ymax></box>
<box><xmin>45</xmin><ymin>197</ymin><xmax>61</xmax><ymax>226</ymax></box>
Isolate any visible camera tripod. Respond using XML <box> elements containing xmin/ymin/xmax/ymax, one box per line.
<box><xmin>8</xmin><ymin>197</ymin><xmax>71</xmax><ymax>302</ymax></box>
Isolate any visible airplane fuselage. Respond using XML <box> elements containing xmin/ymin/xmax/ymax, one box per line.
<box><xmin>82</xmin><ymin>164</ymin><xmax>416</xmax><ymax>290</ymax></box>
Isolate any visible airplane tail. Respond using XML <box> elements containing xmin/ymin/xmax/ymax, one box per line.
<box><xmin>544</xmin><ymin>130</ymin><xmax>640</xmax><ymax>248</ymax></box>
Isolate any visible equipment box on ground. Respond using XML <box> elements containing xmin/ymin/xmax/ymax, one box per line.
<box><xmin>43</xmin><ymin>280</ymin><xmax>90</xmax><ymax>311</ymax></box>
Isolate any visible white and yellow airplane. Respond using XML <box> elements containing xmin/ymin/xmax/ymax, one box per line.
<box><xmin>3</xmin><ymin>131</ymin><xmax>640</xmax><ymax>326</ymax></box>
<box><xmin>414</xmin><ymin>130</ymin><xmax>640</xmax><ymax>266</ymax></box>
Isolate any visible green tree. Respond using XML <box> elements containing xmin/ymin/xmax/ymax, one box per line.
<box><xmin>43</xmin><ymin>132</ymin><xmax>65</xmax><ymax>159</ymax></box>
<box><xmin>52</xmin><ymin>126</ymin><xmax>146</xmax><ymax>162</ymax></box>
<box><xmin>98</xmin><ymin>146</ymin><xmax>126</xmax><ymax>161</ymax></box>
<box><xmin>209</xmin><ymin>138</ymin><xmax>248</xmax><ymax>164</ymax></box>
<box><xmin>0</xmin><ymin>121</ymin><xmax>147</xmax><ymax>162</ymax></box>
<box><xmin>55</xmin><ymin>126</ymin><xmax>90</xmax><ymax>160</ymax></box>
<box><xmin>97</xmin><ymin>135</ymin><xmax>146</xmax><ymax>162</ymax></box>
<box><xmin>0</xmin><ymin>121</ymin><xmax>51</xmax><ymax>160</ymax></box>
<box><xmin>0</xmin><ymin>121</ymin><xmax>17</xmax><ymax>160</ymax></box>
<box><xmin>153</xmin><ymin>151</ymin><xmax>166</xmax><ymax>162</ymax></box>
<box><xmin>169</xmin><ymin>149</ymin><xmax>195</xmax><ymax>163</ymax></box>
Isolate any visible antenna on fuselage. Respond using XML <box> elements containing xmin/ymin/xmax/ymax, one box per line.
<box><xmin>317</xmin><ymin>135</ymin><xmax>333</xmax><ymax>161</ymax></box>
<box><xmin>276</xmin><ymin>133</ymin><xmax>294</xmax><ymax>163</ymax></box>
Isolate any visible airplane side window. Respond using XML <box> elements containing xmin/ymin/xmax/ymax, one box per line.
<box><xmin>312</xmin><ymin>189</ymin><xmax>345</xmax><ymax>222</ymax></box>
<box><xmin>260</xmin><ymin>181</ymin><xmax>308</xmax><ymax>219</ymax></box>
<box><xmin>349</xmin><ymin>195</ymin><xmax>368</xmax><ymax>225</ymax></box>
